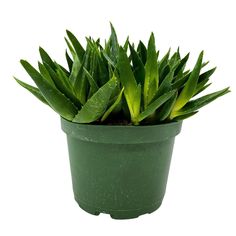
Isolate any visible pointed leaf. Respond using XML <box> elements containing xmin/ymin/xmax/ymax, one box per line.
<box><xmin>169</xmin><ymin>52</ymin><xmax>179</xmax><ymax>68</ymax></box>
<box><xmin>194</xmin><ymin>83</ymin><xmax>211</xmax><ymax>96</ymax></box>
<box><xmin>38</xmin><ymin>62</ymin><xmax>55</xmax><ymax>87</ymax></box>
<box><xmin>39</xmin><ymin>47</ymin><xmax>56</xmax><ymax>70</ymax></box>
<box><xmin>172</xmin><ymin>72</ymin><xmax>190</xmax><ymax>90</ymax></box>
<box><xmin>83</xmin><ymin>67</ymin><xmax>99</xmax><ymax>95</ymax></box>
<box><xmin>102</xmin><ymin>51</ymin><xmax>117</xmax><ymax>68</ymax></box>
<box><xmin>73</xmin><ymin>50</ymin><xmax>90</xmax><ymax>104</ymax></box>
<box><xmin>65</xmin><ymin>50</ymin><xmax>73</xmax><ymax>72</ymax></box>
<box><xmin>73</xmin><ymin>77</ymin><xmax>117</xmax><ymax>123</ymax></box>
<box><xmin>138</xmin><ymin>90</ymin><xmax>176</xmax><ymax>122</ymax></box>
<box><xmin>156</xmin><ymin>91</ymin><xmax>178</xmax><ymax>121</ymax></box>
<box><xmin>20</xmin><ymin>60</ymin><xmax>78</xmax><ymax>120</ymax></box>
<box><xmin>65</xmin><ymin>37</ymin><xmax>76</xmax><ymax>58</ymax></box>
<box><xmin>69</xmin><ymin>55</ymin><xmax>81</xmax><ymax>84</ymax></box>
<box><xmin>123</xmin><ymin>36</ymin><xmax>129</xmax><ymax>52</ymax></box>
<box><xmin>158</xmin><ymin>48</ymin><xmax>171</xmax><ymax>74</ymax></box>
<box><xmin>132</xmin><ymin>84</ymin><xmax>142</xmax><ymax>123</ymax></box>
<box><xmin>173</xmin><ymin>111</ymin><xmax>198</xmax><ymax>121</ymax></box>
<box><xmin>144</xmin><ymin>33</ymin><xmax>159</xmax><ymax>108</ymax></box>
<box><xmin>108</xmin><ymin>23</ymin><xmax>119</xmax><ymax>62</ymax></box>
<box><xmin>97</xmin><ymin>53</ymin><xmax>109</xmax><ymax>85</ymax></box>
<box><xmin>171</xmin><ymin>51</ymin><xmax>204</xmax><ymax>113</ymax></box>
<box><xmin>66</xmin><ymin>30</ymin><xmax>85</xmax><ymax>62</ymax></box>
<box><xmin>117</xmin><ymin>47</ymin><xmax>140</xmax><ymax>121</ymax></box>
<box><xmin>129</xmin><ymin>43</ymin><xmax>145</xmax><ymax>84</ymax></box>
<box><xmin>198</xmin><ymin>67</ymin><xmax>216</xmax><ymax>83</ymax></box>
<box><xmin>194</xmin><ymin>77</ymin><xmax>210</xmax><ymax>94</ymax></box>
<box><xmin>172</xmin><ymin>87</ymin><xmax>230</xmax><ymax>118</ymax></box>
<box><xmin>101</xmin><ymin>87</ymin><xmax>124</xmax><ymax>122</ymax></box>
<box><xmin>155</xmin><ymin>70</ymin><xmax>174</xmax><ymax>99</ymax></box>
<box><xmin>201</xmin><ymin>61</ymin><xmax>209</xmax><ymax>68</ymax></box>
<box><xmin>58</xmin><ymin>64</ymin><xmax>70</xmax><ymax>76</ymax></box>
<box><xmin>174</xmin><ymin>53</ymin><xmax>189</xmax><ymax>76</ymax></box>
<box><xmin>42</xmin><ymin>63</ymin><xmax>80</xmax><ymax>107</ymax></box>
<box><xmin>14</xmin><ymin>77</ymin><xmax>49</xmax><ymax>105</ymax></box>
<box><xmin>88</xmin><ymin>47</ymin><xmax>100</xmax><ymax>83</ymax></box>
<box><xmin>159</xmin><ymin>64</ymin><xmax>170</xmax><ymax>83</ymax></box>
<box><xmin>137</xmin><ymin>41</ymin><xmax>147</xmax><ymax>64</ymax></box>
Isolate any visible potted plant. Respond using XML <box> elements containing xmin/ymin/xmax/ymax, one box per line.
<box><xmin>15</xmin><ymin>24</ymin><xmax>230</xmax><ymax>219</ymax></box>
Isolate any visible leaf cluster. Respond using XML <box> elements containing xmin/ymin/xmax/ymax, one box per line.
<box><xmin>15</xmin><ymin>24</ymin><xmax>230</xmax><ymax>125</ymax></box>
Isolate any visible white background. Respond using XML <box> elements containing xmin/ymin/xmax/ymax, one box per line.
<box><xmin>0</xmin><ymin>0</ymin><xmax>235</xmax><ymax>235</ymax></box>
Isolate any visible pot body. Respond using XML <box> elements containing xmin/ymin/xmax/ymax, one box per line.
<box><xmin>61</xmin><ymin>118</ymin><xmax>182</xmax><ymax>219</ymax></box>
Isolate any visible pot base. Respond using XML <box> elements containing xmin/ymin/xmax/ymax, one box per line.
<box><xmin>75</xmin><ymin>197</ymin><xmax>162</xmax><ymax>219</ymax></box>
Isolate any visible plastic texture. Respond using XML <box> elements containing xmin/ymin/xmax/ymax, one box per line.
<box><xmin>61</xmin><ymin>118</ymin><xmax>182</xmax><ymax>219</ymax></box>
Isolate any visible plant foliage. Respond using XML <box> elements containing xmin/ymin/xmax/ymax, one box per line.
<box><xmin>15</xmin><ymin>24</ymin><xmax>230</xmax><ymax>125</ymax></box>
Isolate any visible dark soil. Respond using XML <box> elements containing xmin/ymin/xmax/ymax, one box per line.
<box><xmin>94</xmin><ymin>118</ymin><xmax>131</xmax><ymax>126</ymax></box>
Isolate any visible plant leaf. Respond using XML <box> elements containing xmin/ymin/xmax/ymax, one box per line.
<box><xmin>65</xmin><ymin>50</ymin><xmax>73</xmax><ymax>72</ymax></box>
<box><xmin>102</xmin><ymin>51</ymin><xmax>117</xmax><ymax>68</ymax></box>
<box><xmin>108</xmin><ymin>23</ymin><xmax>119</xmax><ymax>63</ymax></box>
<box><xmin>132</xmin><ymin>84</ymin><xmax>142</xmax><ymax>123</ymax></box>
<box><xmin>144</xmin><ymin>33</ymin><xmax>159</xmax><ymax>108</ymax></box>
<box><xmin>58</xmin><ymin>64</ymin><xmax>70</xmax><ymax>76</ymax></box>
<box><xmin>194</xmin><ymin>76</ymin><xmax>210</xmax><ymax>95</ymax></box>
<box><xmin>129</xmin><ymin>43</ymin><xmax>145</xmax><ymax>85</ymax></box>
<box><xmin>65</xmin><ymin>37</ymin><xmax>81</xmax><ymax>83</ymax></box>
<box><xmin>159</xmin><ymin>64</ymin><xmax>170</xmax><ymax>83</ymax></box>
<box><xmin>172</xmin><ymin>87</ymin><xmax>230</xmax><ymax>118</ymax></box>
<box><xmin>73</xmin><ymin>50</ymin><xmax>90</xmax><ymax>105</ymax></box>
<box><xmin>55</xmin><ymin>63</ymin><xmax>74</xmax><ymax>90</ymax></box>
<box><xmin>137</xmin><ymin>40</ymin><xmax>147</xmax><ymax>65</ymax></box>
<box><xmin>138</xmin><ymin>90</ymin><xmax>176</xmax><ymax>122</ymax></box>
<box><xmin>201</xmin><ymin>61</ymin><xmax>209</xmax><ymax>68</ymax></box>
<box><xmin>20</xmin><ymin>60</ymin><xmax>78</xmax><ymax>120</ymax></box>
<box><xmin>172</xmin><ymin>72</ymin><xmax>190</xmax><ymax>90</ymax></box>
<box><xmin>123</xmin><ymin>36</ymin><xmax>129</xmax><ymax>52</ymax></box>
<box><xmin>117</xmin><ymin>47</ymin><xmax>140</xmax><ymax>122</ymax></box>
<box><xmin>39</xmin><ymin>47</ymin><xmax>56</xmax><ymax>70</ymax></box>
<box><xmin>156</xmin><ymin>91</ymin><xmax>178</xmax><ymax>121</ymax></box>
<box><xmin>69</xmin><ymin>55</ymin><xmax>81</xmax><ymax>85</ymax></box>
<box><xmin>88</xmin><ymin>46</ymin><xmax>100</xmax><ymax>84</ymax></box>
<box><xmin>38</xmin><ymin>62</ymin><xmax>55</xmax><ymax>87</ymax></box>
<box><xmin>73</xmin><ymin>77</ymin><xmax>117</xmax><ymax>123</ymax></box>
<box><xmin>83</xmin><ymin>67</ymin><xmax>99</xmax><ymax>95</ymax></box>
<box><xmin>42</xmin><ymin>63</ymin><xmax>80</xmax><ymax>107</ymax></box>
<box><xmin>169</xmin><ymin>52</ymin><xmax>179</xmax><ymax>68</ymax></box>
<box><xmin>194</xmin><ymin>83</ymin><xmax>211</xmax><ymax>97</ymax></box>
<box><xmin>65</xmin><ymin>37</ymin><xmax>76</xmax><ymax>58</ymax></box>
<box><xmin>198</xmin><ymin>67</ymin><xmax>216</xmax><ymax>83</ymax></box>
<box><xmin>173</xmin><ymin>111</ymin><xmax>198</xmax><ymax>121</ymax></box>
<box><xmin>158</xmin><ymin>48</ymin><xmax>171</xmax><ymax>74</ymax></box>
<box><xmin>97</xmin><ymin>53</ymin><xmax>109</xmax><ymax>85</ymax></box>
<box><xmin>101</xmin><ymin>87</ymin><xmax>124</xmax><ymax>122</ymax></box>
<box><xmin>155</xmin><ymin>70</ymin><xmax>174</xmax><ymax>98</ymax></box>
<box><xmin>174</xmin><ymin>53</ymin><xmax>189</xmax><ymax>77</ymax></box>
<box><xmin>66</xmin><ymin>30</ymin><xmax>85</xmax><ymax>62</ymax></box>
<box><xmin>14</xmin><ymin>77</ymin><xmax>49</xmax><ymax>105</ymax></box>
<box><xmin>171</xmin><ymin>51</ymin><xmax>204</xmax><ymax>116</ymax></box>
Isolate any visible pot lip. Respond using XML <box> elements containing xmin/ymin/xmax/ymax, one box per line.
<box><xmin>61</xmin><ymin>117</ymin><xmax>182</xmax><ymax>129</ymax></box>
<box><xmin>61</xmin><ymin>117</ymin><xmax>183</xmax><ymax>143</ymax></box>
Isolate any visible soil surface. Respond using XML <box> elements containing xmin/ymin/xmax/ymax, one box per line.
<box><xmin>94</xmin><ymin>119</ymin><xmax>131</xmax><ymax>126</ymax></box>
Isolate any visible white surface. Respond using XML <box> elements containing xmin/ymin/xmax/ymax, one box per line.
<box><xmin>0</xmin><ymin>0</ymin><xmax>235</xmax><ymax>235</ymax></box>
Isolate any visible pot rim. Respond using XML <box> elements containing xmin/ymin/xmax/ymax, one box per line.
<box><xmin>61</xmin><ymin>117</ymin><xmax>182</xmax><ymax>129</ymax></box>
<box><xmin>61</xmin><ymin>117</ymin><xmax>183</xmax><ymax>144</ymax></box>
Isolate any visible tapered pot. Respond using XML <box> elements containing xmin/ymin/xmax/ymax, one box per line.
<box><xmin>61</xmin><ymin>118</ymin><xmax>182</xmax><ymax>219</ymax></box>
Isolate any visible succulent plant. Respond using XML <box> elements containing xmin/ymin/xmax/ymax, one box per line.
<box><xmin>15</xmin><ymin>24</ymin><xmax>230</xmax><ymax>125</ymax></box>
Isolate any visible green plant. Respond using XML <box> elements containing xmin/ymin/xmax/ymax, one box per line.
<box><xmin>15</xmin><ymin>24</ymin><xmax>230</xmax><ymax>125</ymax></box>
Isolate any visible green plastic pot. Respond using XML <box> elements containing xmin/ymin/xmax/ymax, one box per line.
<box><xmin>61</xmin><ymin>118</ymin><xmax>182</xmax><ymax>219</ymax></box>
